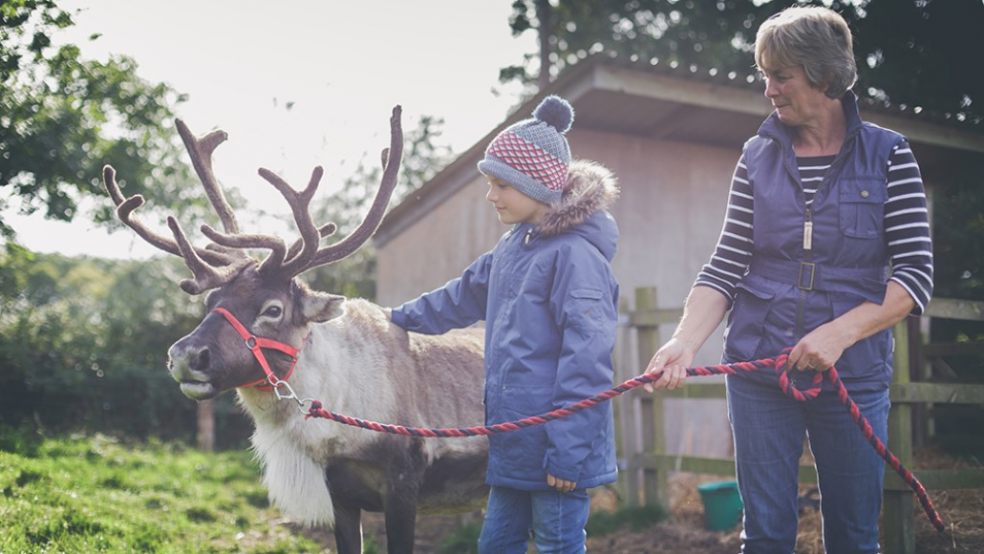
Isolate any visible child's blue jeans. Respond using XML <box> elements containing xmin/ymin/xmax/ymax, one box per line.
<box><xmin>477</xmin><ymin>485</ymin><xmax>590</xmax><ymax>554</ymax></box>
<box><xmin>727</xmin><ymin>374</ymin><xmax>890</xmax><ymax>554</ymax></box>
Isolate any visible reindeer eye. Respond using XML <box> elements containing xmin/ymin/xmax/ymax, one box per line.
<box><xmin>262</xmin><ymin>306</ymin><xmax>282</xmax><ymax>318</ymax></box>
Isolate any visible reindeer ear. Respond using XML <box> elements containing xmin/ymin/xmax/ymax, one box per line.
<box><xmin>297</xmin><ymin>289</ymin><xmax>345</xmax><ymax>323</ymax></box>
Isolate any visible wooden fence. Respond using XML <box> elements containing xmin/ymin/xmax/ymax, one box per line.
<box><xmin>616</xmin><ymin>287</ymin><xmax>984</xmax><ymax>554</ymax></box>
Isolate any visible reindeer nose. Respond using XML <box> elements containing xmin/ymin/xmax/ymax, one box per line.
<box><xmin>167</xmin><ymin>339</ymin><xmax>212</xmax><ymax>380</ymax></box>
<box><xmin>185</xmin><ymin>345</ymin><xmax>211</xmax><ymax>372</ymax></box>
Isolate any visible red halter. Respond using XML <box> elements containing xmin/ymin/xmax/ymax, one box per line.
<box><xmin>213</xmin><ymin>307</ymin><xmax>301</xmax><ymax>391</ymax></box>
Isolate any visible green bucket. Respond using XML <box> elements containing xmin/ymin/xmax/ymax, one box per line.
<box><xmin>697</xmin><ymin>480</ymin><xmax>743</xmax><ymax>531</ymax></box>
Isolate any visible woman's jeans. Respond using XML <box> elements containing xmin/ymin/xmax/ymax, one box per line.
<box><xmin>477</xmin><ymin>485</ymin><xmax>590</xmax><ymax>554</ymax></box>
<box><xmin>727</xmin><ymin>374</ymin><xmax>890</xmax><ymax>554</ymax></box>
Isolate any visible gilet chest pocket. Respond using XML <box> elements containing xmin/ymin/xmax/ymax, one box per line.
<box><xmin>838</xmin><ymin>179</ymin><xmax>885</xmax><ymax>239</ymax></box>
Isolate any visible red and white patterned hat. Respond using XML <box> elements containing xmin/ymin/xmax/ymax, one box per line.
<box><xmin>478</xmin><ymin>96</ymin><xmax>574</xmax><ymax>205</ymax></box>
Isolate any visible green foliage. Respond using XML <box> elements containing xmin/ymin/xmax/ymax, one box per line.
<box><xmin>927</xmin><ymin>157</ymin><xmax>984</xmax><ymax>457</ymax></box>
<box><xmin>932</xmin><ymin>159</ymin><xmax>984</xmax><ymax>303</ymax></box>
<box><xmin>505</xmin><ymin>0</ymin><xmax>984</xmax><ymax>123</ymax></box>
<box><xmin>0</xmin><ymin>0</ymin><xmax>207</xmax><ymax>239</ymax></box>
<box><xmin>438</xmin><ymin>521</ymin><xmax>481</xmax><ymax>554</ymax></box>
<box><xmin>585</xmin><ymin>504</ymin><xmax>667</xmax><ymax>537</ymax></box>
<box><xmin>0</xmin><ymin>250</ymin><xmax>252</xmax><ymax>446</ymax></box>
<box><xmin>363</xmin><ymin>535</ymin><xmax>383</xmax><ymax>554</ymax></box>
<box><xmin>0</xmin><ymin>432</ymin><xmax>323</xmax><ymax>552</ymax></box>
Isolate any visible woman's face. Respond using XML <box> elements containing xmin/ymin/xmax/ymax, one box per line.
<box><xmin>761</xmin><ymin>64</ymin><xmax>830</xmax><ymax>127</ymax></box>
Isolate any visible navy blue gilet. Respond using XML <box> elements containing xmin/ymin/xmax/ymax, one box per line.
<box><xmin>723</xmin><ymin>92</ymin><xmax>906</xmax><ymax>391</ymax></box>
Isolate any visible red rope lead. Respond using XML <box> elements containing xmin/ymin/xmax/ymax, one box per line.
<box><xmin>304</xmin><ymin>352</ymin><xmax>945</xmax><ymax>532</ymax></box>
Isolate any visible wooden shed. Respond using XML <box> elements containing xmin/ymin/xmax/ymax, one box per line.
<box><xmin>373</xmin><ymin>55</ymin><xmax>984</xmax><ymax>461</ymax></box>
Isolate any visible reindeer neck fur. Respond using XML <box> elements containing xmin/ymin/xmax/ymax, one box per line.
<box><xmin>233</xmin><ymin>299</ymin><xmax>400</xmax><ymax>527</ymax></box>
<box><xmin>237</xmin><ymin>299</ymin><xmax>401</xmax><ymax>435</ymax></box>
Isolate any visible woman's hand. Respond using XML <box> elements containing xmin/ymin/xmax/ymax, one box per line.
<box><xmin>787</xmin><ymin>321</ymin><xmax>853</xmax><ymax>371</ymax></box>
<box><xmin>643</xmin><ymin>337</ymin><xmax>696</xmax><ymax>392</ymax></box>
<box><xmin>547</xmin><ymin>474</ymin><xmax>576</xmax><ymax>493</ymax></box>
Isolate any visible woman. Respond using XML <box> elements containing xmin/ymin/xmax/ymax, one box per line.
<box><xmin>644</xmin><ymin>6</ymin><xmax>933</xmax><ymax>553</ymax></box>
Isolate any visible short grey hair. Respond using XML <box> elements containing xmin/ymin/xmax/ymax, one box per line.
<box><xmin>755</xmin><ymin>6</ymin><xmax>857</xmax><ymax>98</ymax></box>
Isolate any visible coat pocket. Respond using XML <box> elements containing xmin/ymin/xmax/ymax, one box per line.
<box><xmin>490</xmin><ymin>385</ymin><xmax>552</xmax><ymax>476</ymax></box>
<box><xmin>566</xmin><ymin>288</ymin><xmax>610</xmax><ymax>332</ymax></box>
<box><xmin>724</xmin><ymin>278</ymin><xmax>777</xmax><ymax>362</ymax></box>
<box><xmin>838</xmin><ymin>178</ymin><xmax>886</xmax><ymax>239</ymax></box>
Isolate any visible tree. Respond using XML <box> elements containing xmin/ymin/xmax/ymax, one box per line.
<box><xmin>0</xmin><ymin>0</ymin><xmax>206</xmax><ymax>239</ymax></box>
<box><xmin>0</xmin><ymin>248</ymin><xmax>254</xmax><ymax>447</ymax></box>
<box><xmin>503</xmin><ymin>0</ymin><xmax>984</xmax><ymax>123</ymax></box>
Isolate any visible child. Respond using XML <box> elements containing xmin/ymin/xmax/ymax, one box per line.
<box><xmin>389</xmin><ymin>95</ymin><xmax>620</xmax><ymax>553</ymax></box>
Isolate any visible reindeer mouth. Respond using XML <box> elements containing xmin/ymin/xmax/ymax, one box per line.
<box><xmin>179</xmin><ymin>380</ymin><xmax>219</xmax><ymax>400</ymax></box>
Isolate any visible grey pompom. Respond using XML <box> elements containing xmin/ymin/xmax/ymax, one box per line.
<box><xmin>532</xmin><ymin>95</ymin><xmax>574</xmax><ymax>133</ymax></box>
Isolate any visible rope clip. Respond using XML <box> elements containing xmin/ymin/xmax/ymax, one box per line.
<box><xmin>271</xmin><ymin>379</ymin><xmax>313</xmax><ymax>414</ymax></box>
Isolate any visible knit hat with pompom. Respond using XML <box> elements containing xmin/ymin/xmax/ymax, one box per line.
<box><xmin>477</xmin><ymin>95</ymin><xmax>574</xmax><ymax>205</ymax></box>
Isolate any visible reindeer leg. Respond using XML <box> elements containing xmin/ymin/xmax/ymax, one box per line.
<box><xmin>383</xmin><ymin>482</ymin><xmax>420</xmax><ymax>554</ymax></box>
<box><xmin>331</xmin><ymin>499</ymin><xmax>363</xmax><ymax>554</ymax></box>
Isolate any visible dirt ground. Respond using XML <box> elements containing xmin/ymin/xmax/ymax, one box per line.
<box><xmin>303</xmin><ymin>449</ymin><xmax>983</xmax><ymax>553</ymax></box>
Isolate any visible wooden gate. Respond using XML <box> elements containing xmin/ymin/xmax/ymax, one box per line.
<box><xmin>615</xmin><ymin>287</ymin><xmax>984</xmax><ymax>553</ymax></box>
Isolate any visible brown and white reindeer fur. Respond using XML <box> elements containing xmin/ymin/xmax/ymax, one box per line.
<box><xmin>236</xmin><ymin>297</ymin><xmax>487</xmax><ymax>529</ymax></box>
<box><xmin>104</xmin><ymin>107</ymin><xmax>489</xmax><ymax>554</ymax></box>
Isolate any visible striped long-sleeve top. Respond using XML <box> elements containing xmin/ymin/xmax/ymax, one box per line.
<box><xmin>695</xmin><ymin>142</ymin><xmax>934</xmax><ymax>314</ymax></box>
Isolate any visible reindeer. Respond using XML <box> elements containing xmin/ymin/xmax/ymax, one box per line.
<box><xmin>103</xmin><ymin>107</ymin><xmax>489</xmax><ymax>554</ymax></box>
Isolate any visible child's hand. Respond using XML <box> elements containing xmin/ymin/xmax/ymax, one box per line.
<box><xmin>547</xmin><ymin>474</ymin><xmax>576</xmax><ymax>493</ymax></box>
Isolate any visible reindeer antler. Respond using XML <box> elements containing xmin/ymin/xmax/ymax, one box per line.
<box><xmin>103</xmin><ymin>106</ymin><xmax>403</xmax><ymax>293</ymax></box>
<box><xmin>103</xmin><ymin>119</ymin><xmax>252</xmax><ymax>293</ymax></box>
<box><xmin>102</xmin><ymin>166</ymin><xmax>244</xmax><ymax>268</ymax></box>
<box><xmin>174</xmin><ymin>119</ymin><xmax>239</xmax><ymax>234</ymax></box>
<box><xmin>269</xmin><ymin>105</ymin><xmax>404</xmax><ymax>279</ymax></box>
<box><xmin>237</xmin><ymin>105</ymin><xmax>403</xmax><ymax>282</ymax></box>
<box><xmin>168</xmin><ymin>217</ymin><xmax>253</xmax><ymax>294</ymax></box>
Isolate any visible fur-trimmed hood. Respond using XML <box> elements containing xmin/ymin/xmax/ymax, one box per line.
<box><xmin>535</xmin><ymin>159</ymin><xmax>620</xmax><ymax>260</ymax></box>
<box><xmin>538</xmin><ymin>160</ymin><xmax>619</xmax><ymax>236</ymax></box>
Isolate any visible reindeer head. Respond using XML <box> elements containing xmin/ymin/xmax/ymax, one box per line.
<box><xmin>103</xmin><ymin>108</ymin><xmax>403</xmax><ymax>400</ymax></box>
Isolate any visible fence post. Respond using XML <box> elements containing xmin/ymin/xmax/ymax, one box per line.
<box><xmin>635</xmin><ymin>287</ymin><xmax>668</xmax><ymax>507</ymax></box>
<box><xmin>615</xmin><ymin>296</ymin><xmax>642</xmax><ymax>507</ymax></box>
<box><xmin>884</xmin><ymin>320</ymin><xmax>915</xmax><ymax>554</ymax></box>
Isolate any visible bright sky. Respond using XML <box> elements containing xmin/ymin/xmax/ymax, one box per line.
<box><xmin>6</xmin><ymin>0</ymin><xmax>536</xmax><ymax>259</ymax></box>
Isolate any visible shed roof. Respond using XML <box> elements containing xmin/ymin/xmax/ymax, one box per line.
<box><xmin>375</xmin><ymin>55</ymin><xmax>984</xmax><ymax>247</ymax></box>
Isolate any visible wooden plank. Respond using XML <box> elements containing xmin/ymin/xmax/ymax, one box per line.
<box><xmin>925</xmin><ymin>298</ymin><xmax>984</xmax><ymax>322</ymax></box>
<box><xmin>639</xmin><ymin>454</ymin><xmax>818</xmax><ymax>484</ymax></box>
<box><xmin>862</xmin><ymin>111</ymin><xmax>984</xmax><ymax>155</ymax></box>
<box><xmin>594</xmin><ymin>64</ymin><xmax>772</xmax><ymax>118</ymax></box>
<box><xmin>614</xmin><ymin>296</ymin><xmax>642</xmax><ymax>508</ymax></box>
<box><xmin>885</xmin><ymin>468</ymin><xmax>984</xmax><ymax>491</ymax></box>
<box><xmin>637</xmin><ymin>456</ymin><xmax>984</xmax><ymax>491</ymax></box>
<box><xmin>629</xmin><ymin>308</ymin><xmax>685</xmax><ymax>327</ymax></box>
<box><xmin>885</xmin><ymin>320</ymin><xmax>916</xmax><ymax>554</ymax></box>
<box><xmin>645</xmin><ymin>376</ymin><xmax>984</xmax><ymax>404</ymax></box>
<box><xmin>921</xmin><ymin>342</ymin><xmax>984</xmax><ymax>357</ymax></box>
<box><xmin>890</xmin><ymin>382</ymin><xmax>984</xmax><ymax>405</ymax></box>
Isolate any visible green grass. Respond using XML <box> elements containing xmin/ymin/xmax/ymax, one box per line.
<box><xmin>0</xmin><ymin>432</ymin><xmax>323</xmax><ymax>553</ymax></box>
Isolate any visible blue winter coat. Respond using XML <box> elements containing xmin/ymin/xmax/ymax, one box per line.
<box><xmin>391</xmin><ymin>160</ymin><xmax>620</xmax><ymax>490</ymax></box>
